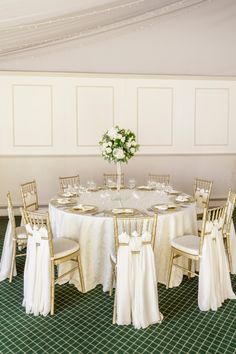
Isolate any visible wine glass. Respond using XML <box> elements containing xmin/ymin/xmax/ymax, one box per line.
<box><xmin>128</xmin><ymin>178</ymin><xmax>136</xmax><ymax>189</ymax></box>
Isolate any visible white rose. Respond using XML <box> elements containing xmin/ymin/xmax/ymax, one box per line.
<box><xmin>121</xmin><ymin>137</ymin><xmax>125</xmax><ymax>143</ymax></box>
<box><xmin>103</xmin><ymin>142</ymin><xmax>108</xmax><ymax>148</ymax></box>
<box><xmin>107</xmin><ymin>127</ymin><xmax>118</xmax><ymax>140</ymax></box>
<box><xmin>126</xmin><ymin>142</ymin><xmax>131</xmax><ymax>148</ymax></box>
<box><xmin>117</xmin><ymin>134</ymin><xmax>122</xmax><ymax>139</ymax></box>
<box><xmin>130</xmin><ymin>147</ymin><xmax>135</xmax><ymax>154</ymax></box>
<box><xmin>113</xmin><ymin>148</ymin><xmax>125</xmax><ymax>160</ymax></box>
<box><xmin>131</xmin><ymin>140</ymin><xmax>137</xmax><ymax>146</ymax></box>
<box><xmin>108</xmin><ymin>141</ymin><xmax>112</xmax><ymax>147</ymax></box>
<box><xmin>106</xmin><ymin>147</ymin><xmax>112</xmax><ymax>153</ymax></box>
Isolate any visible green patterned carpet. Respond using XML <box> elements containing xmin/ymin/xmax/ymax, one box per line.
<box><xmin>0</xmin><ymin>216</ymin><xmax>236</xmax><ymax>354</ymax></box>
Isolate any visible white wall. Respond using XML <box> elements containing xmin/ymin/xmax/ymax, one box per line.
<box><xmin>0</xmin><ymin>71</ymin><xmax>236</xmax><ymax>208</ymax></box>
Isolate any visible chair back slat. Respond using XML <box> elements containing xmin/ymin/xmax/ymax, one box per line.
<box><xmin>224</xmin><ymin>189</ymin><xmax>236</xmax><ymax>232</ymax></box>
<box><xmin>59</xmin><ymin>175</ymin><xmax>80</xmax><ymax>192</ymax></box>
<box><xmin>20</xmin><ymin>180</ymin><xmax>39</xmax><ymax>211</ymax></box>
<box><xmin>7</xmin><ymin>192</ymin><xmax>17</xmax><ymax>240</ymax></box>
<box><xmin>22</xmin><ymin>209</ymin><xmax>54</xmax><ymax>258</ymax></box>
<box><xmin>199</xmin><ymin>205</ymin><xmax>226</xmax><ymax>256</ymax></box>
<box><xmin>113</xmin><ymin>215</ymin><xmax>157</xmax><ymax>253</ymax></box>
<box><xmin>148</xmin><ymin>174</ymin><xmax>170</xmax><ymax>185</ymax></box>
<box><xmin>194</xmin><ymin>178</ymin><xmax>213</xmax><ymax>208</ymax></box>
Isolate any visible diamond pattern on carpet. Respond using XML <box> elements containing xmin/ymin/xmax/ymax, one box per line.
<box><xmin>0</xmin><ymin>215</ymin><xmax>236</xmax><ymax>354</ymax></box>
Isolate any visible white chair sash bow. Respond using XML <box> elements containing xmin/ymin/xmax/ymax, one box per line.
<box><xmin>198</xmin><ymin>220</ymin><xmax>236</xmax><ymax>311</ymax></box>
<box><xmin>116</xmin><ymin>231</ymin><xmax>163</xmax><ymax>329</ymax></box>
<box><xmin>23</xmin><ymin>224</ymin><xmax>51</xmax><ymax>316</ymax></box>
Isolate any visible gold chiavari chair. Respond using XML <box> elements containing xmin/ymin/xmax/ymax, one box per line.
<box><xmin>111</xmin><ymin>215</ymin><xmax>158</xmax><ymax>324</ymax></box>
<box><xmin>20</xmin><ymin>180</ymin><xmax>39</xmax><ymax>211</ymax></box>
<box><xmin>166</xmin><ymin>205</ymin><xmax>226</xmax><ymax>289</ymax></box>
<box><xmin>223</xmin><ymin>189</ymin><xmax>236</xmax><ymax>273</ymax></box>
<box><xmin>22</xmin><ymin>209</ymin><xmax>85</xmax><ymax>315</ymax></box>
<box><xmin>194</xmin><ymin>178</ymin><xmax>213</xmax><ymax>219</ymax></box>
<box><xmin>148</xmin><ymin>174</ymin><xmax>170</xmax><ymax>185</ymax></box>
<box><xmin>104</xmin><ymin>173</ymin><xmax>125</xmax><ymax>188</ymax></box>
<box><xmin>59</xmin><ymin>175</ymin><xmax>80</xmax><ymax>192</ymax></box>
<box><xmin>7</xmin><ymin>192</ymin><xmax>28</xmax><ymax>282</ymax></box>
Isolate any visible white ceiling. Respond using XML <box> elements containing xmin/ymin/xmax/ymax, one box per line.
<box><xmin>0</xmin><ymin>0</ymin><xmax>235</xmax><ymax>76</ymax></box>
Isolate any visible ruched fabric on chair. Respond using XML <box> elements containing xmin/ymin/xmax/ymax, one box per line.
<box><xmin>112</xmin><ymin>215</ymin><xmax>163</xmax><ymax>329</ymax></box>
<box><xmin>167</xmin><ymin>206</ymin><xmax>236</xmax><ymax>311</ymax></box>
<box><xmin>0</xmin><ymin>192</ymin><xmax>27</xmax><ymax>282</ymax></box>
<box><xmin>22</xmin><ymin>210</ymin><xmax>85</xmax><ymax>316</ymax></box>
<box><xmin>198</xmin><ymin>219</ymin><xmax>236</xmax><ymax>311</ymax></box>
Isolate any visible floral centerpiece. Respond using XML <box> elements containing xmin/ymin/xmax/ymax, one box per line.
<box><xmin>99</xmin><ymin>126</ymin><xmax>139</xmax><ymax>191</ymax></box>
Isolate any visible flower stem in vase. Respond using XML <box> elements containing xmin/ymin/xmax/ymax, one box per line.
<box><xmin>116</xmin><ymin>162</ymin><xmax>121</xmax><ymax>192</ymax></box>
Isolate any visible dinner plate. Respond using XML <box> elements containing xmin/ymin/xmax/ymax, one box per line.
<box><xmin>167</xmin><ymin>190</ymin><xmax>181</xmax><ymax>195</ymax></box>
<box><xmin>72</xmin><ymin>204</ymin><xmax>97</xmax><ymax>212</ymax></box>
<box><xmin>58</xmin><ymin>192</ymin><xmax>76</xmax><ymax>198</ymax></box>
<box><xmin>57</xmin><ymin>198</ymin><xmax>77</xmax><ymax>205</ymax></box>
<box><xmin>152</xmin><ymin>204</ymin><xmax>177</xmax><ymax>211</ymax></box>
<box><xmin>137</xmin><ymin>186</ymin><xmax>153</xmax><ymax>191</ymax></box>
<box><xmin>112</xmin><ymin>208</ymin><xmax>134</xmax><ymax>215</ymax></box>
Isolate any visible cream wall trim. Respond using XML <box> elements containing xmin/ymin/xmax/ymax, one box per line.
<box><xmin>12</xmin><ymin>84</ymin><xmax>53</xmax><ymax>147</ymax></box>
<box><xmin>0</xmin><ymin>70</ymin><xmax>236</xmax><ymax>80</ymax></box>
<box><xmin>76</xmin><ymin>85</ymin><xmax>114</xmax><ymax>147</ymax></box>
<box><xmin>194</xmin><ymin>88</ymin><xmax>229</xmax><ymax>146</ymax></box>
<box><xmin>137</xmin><ymin>87</ymin><xmax>173</xmax><ymax>146</ymax></box>
<box><xmin>0</xmin><ymin>71</ymin><xmax>236</xmax><ymax>155</ymax></box>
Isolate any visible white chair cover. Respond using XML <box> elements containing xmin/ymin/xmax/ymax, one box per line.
<box><xmin>0</xmin><ymin>222</ymin><xmax>16</xmax><ymax>281</ymax></box>
<box><xmin>116</xmin><ymin>230</ymin><xmax>163</xmax><ymax>329</ymax></box>
<box><xmin>198</xmin><ymin>221</ymin><xmax>236</xmax><ymax>311</ymax></box>
<box><xmin>22</xmin><ymin>224</ymin><xmax>51</xmax><ymax>316</ymax></box>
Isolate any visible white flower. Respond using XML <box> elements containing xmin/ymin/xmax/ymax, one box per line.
<box><xmin>131</xmin><ymin>140</ymin><xmax>137</xmax><ymax>146</ymax></box>
<box><xmin>108</xmin><ymin>141</ymin><xmax>112</xmax><ymax>147</ymax></box>
<box><xmin>113</xmin><ymin>148</ymin><xmax>125</xmax><ymax>160</ymax></box>
<box><xmin>126</xmin><ymin>142</ymin><xmax>131</xmax><ymax>148</ymax></box>
<box><xmin>102</xmin><ymin>142</ymin><xmax>108</xmax><ymax>148</ymax></box>
<box><xmin>107</xmin><ymin>127</ymin><xmax>118</xmax><ymax>140</ymax></box>
<box><xmin>121</xmin><ymin>137</ymin><xmax>125</xmax><ymax>143</ymax></box>
<box><xmin>117</xmin><ymin>134</ymin><xmax>122</xmax><ymax>139</ymax></box>
<box><xmin>130</xmin><ymin>147</ymin><xmax>135</xmax><ymax>154</ymax></box>
<box><xmin>106</xmin><ymin>147</ymin><xmax>112</xmax><ymax>154</ymax></box>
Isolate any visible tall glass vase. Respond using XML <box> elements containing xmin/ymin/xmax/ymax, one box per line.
<box><xmin>116</xmin><ymin>162</ymin><xmax>122</xmax><ymax>192</ymax></box>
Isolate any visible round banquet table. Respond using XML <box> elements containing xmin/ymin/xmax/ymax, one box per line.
<box><xmin>49</xmin><ymin>189</ymin><xmax>198</xmax><ymax>293</ymax></box>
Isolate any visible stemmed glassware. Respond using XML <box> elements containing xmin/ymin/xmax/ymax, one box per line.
<box><xmin>128</xmin><ymin>178</ymin><xmax>136</xmax><ymax>189</ymax></box>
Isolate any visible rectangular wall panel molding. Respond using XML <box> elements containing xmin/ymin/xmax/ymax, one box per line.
<box><xmin>194</xmin><ymin>88</ymin><xmax>229</xmax><ymax>146</ymax></box>
<box><xmin>0</xmin><ymin>72</ymin><xmax>235</xmax><ymax>155</ymax></box>
<box><xmin>137</xmin><ymin>87</ymin><xmax>173</xmax><ymax>146</ymax></box>
<box><xmin>12</xmin><ymin>84</ymin><xmax>53</xmax><ymax>147</ymax></box>
<box><xmin>76</xmin><ymin>86</ymin><xmax>114</xmax><ymax>147</ymax></box>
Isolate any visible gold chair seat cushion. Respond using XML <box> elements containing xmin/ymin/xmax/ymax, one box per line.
<box><xmin>53</xmin><ymin>238</ymin><xmax>80</xmax><ymax>259</ymax></box>
<box><xmin>171</xmin><ymin>235</ymin><xmax>200</xmax><ymax>256</ymax></box>
<box><xmin>16</xmin><ymin>226</ymin><xmax>27</xmax><ymax>240</ymax></box>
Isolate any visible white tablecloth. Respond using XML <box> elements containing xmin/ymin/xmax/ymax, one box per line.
<box><xmin>49</xmin><ymin>189</ymin><xmax>198</xmax><ymax>292</ymax></box>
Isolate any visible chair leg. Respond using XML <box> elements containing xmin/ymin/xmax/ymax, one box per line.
<box><xmin>225</xmin><ymin>234</ymin><xmax>232</xmax><ymax>273</ymax></box>
<box><xmin>109</xmin><ymin>264</ymin><xmax>115</xmax><ymax>296</ymax></box>
<box><xmin>50</xmin><ymin>261</ymin><xmax>55</xmax><ymax>315</ymax></box>
<box><xmin>188</xmin><ymin>259</ymin><xmax>192</xmax><ymax>279</ymax></box>
<box><xmin>166</xmin><ymin>248</ymin><xmax>174</xmax><ymax>289</ymax></box>
<box><xmin>77</xmin><ymin>253</ymin><xmax>85</xmax><ymax>293</ymax></box>
<box><xmin>112</xmin><ymin>288</ymin><xmax>117</xmax><ymax>324</ymax></box>
<box><xmin>9</xmin><ymin>241</ymin><xmax>16</xmax><ymax>283</ymax></box>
